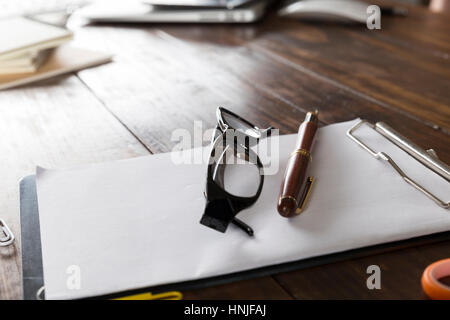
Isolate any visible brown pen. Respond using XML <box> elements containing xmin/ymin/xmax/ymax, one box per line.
<box><xmin>277</xmin><ymin>111</ymin><xmax>319</xmax><ymax>217</ymax></box>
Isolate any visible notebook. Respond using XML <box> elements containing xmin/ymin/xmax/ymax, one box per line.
<box><xmin>0</xmin><ymin>46</ymin><xmax>112</xmax><ymax>90</ymax></box>
<box><xmin>0</xmin><ymin>49</ymin><xmax>50</xmax><ymax>74</ymax></box>
<box><xmin>0</xmin><ymin>16</ymin><xmax>73</xmax><ymax>61</ymax></box>
<box><xmin>33</xmin><ymin>119</ymin><xmax>450</xmax><ymax>299</ymax></box>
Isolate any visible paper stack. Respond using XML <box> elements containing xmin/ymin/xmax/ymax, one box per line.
<box><xmin>0</xmin><ymin>17</ymin><xmax>73</xmax><ymax>74</ymax></box>
<box><xmin>0</xmin><ymin>16</ymin><xmax>112</xmax><ymax>90</ymax></box>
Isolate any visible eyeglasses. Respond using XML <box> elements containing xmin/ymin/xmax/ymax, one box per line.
<box><xmin>200</xmin><ymin>107</ymin><xmax>272</xmax><ymax>236</ymax></box>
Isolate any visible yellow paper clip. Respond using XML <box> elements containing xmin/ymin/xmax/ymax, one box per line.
<box><xmin>114</xmin><ymin>291</ymin><xmax>183</xmax><ymax>300</ymax></box>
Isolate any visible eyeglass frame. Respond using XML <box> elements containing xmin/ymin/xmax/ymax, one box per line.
<box><xmin>199</xmin><ymin>107</ymin><xmax>272</xmax><ymax>236</ymax></box>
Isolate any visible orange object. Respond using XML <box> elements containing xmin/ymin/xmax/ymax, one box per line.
<box><xmin>421</xmin><ymin>258</ymin><xmax>450</xmax><ymax>300</ymax></box>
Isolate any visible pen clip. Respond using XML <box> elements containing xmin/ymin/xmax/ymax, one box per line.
<box><xmin>295</xmin><ymin>176</ymin><xmax>315</xmax><ymax>214</ymax></box>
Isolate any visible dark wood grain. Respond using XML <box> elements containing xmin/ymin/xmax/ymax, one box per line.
<box><xmin>150</xmin><ymin>7</ymin><xmax>450</xmax><ymax>132</ymax></box>
<box><xmin>74</xmin><ymin>23</ymin><xmax>450</xmax><ymax>160</ymax></box>
<box><xmin>153</xmin><ymin>23</ymin><xmax>450</xmax><ymax>159</ymax></box>
<box><xmin>274</xmin><ymin>241</ymin><xmax>450</xmax><ymax>300</ymax></box>
<box><xmin>1</xmin><ymin>2</ymin><xmax>449</xmax><ymax>300</ymax></box>
<box><xmin>248</xmin><ymin>16</ymin><xmax>450</xmax><ymax>132</ymax></box>
<box><xmin>183</xmin><ymin>277</ymin><xmax>293</xmax><ymax>300</ymax></box>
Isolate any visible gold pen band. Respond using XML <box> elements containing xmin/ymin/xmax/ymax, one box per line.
<box><xmin>289</xmin><ymin>148</ymin><xmax>312</xmax><ymax>161</ymax></box>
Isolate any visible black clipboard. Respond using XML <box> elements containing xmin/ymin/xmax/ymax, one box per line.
<box><xmin>20</xmin><ymin>174</ymin><xmax>450</xmax><ymax>300</ymax></box>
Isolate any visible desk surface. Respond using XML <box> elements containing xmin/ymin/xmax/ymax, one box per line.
<box><xmin>1</xmin><ymin>2</ymin><xmax>449</xmax><ymax>299</ymax></box>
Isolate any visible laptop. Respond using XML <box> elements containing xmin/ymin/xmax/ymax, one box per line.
<box><xmin>77</xmin><ymin>0</ymin><xmax>273</xmax><ymax>23</ymax></box>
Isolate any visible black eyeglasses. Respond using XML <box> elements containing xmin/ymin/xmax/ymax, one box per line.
<box><xmin>200</xmin><ymin>107</ymin><xmax>272</xmax><ymax>236</ymax></box>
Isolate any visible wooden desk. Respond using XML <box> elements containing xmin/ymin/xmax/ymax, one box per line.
<box><xmin>1</xmin><ymin>3</ymin><xmax>449</xmax><ymax>299</ymax></box>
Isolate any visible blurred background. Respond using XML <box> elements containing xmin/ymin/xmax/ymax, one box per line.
<box><xmin>0</xmin><ymin>0</ymin><xmax>449</xmax><ymax>18</ymax></box>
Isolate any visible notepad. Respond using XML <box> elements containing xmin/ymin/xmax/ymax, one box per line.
<box><xmin>35</xmin><ymin>119</ymin><xmax>450</xmax><ymax>300</ymax></box>
<box><xmin>0</xmin><ymin>49</ymin><xmax>51</xmax><ymax>74</ymax></box>
<box><xmin>0</xmin><ymin>16</ymin><xmax>72</xmax><ymax>61</ymax></box>
<box><xmin>0</xmin><ymin>46</ymin><xmax>112</xmax><ymax>90</ymax></box>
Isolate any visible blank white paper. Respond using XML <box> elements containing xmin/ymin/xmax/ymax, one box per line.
<box><xmin>36</xmin><ymin>119</ymin><xmax>450</xmax><ymax>299</ymax></box>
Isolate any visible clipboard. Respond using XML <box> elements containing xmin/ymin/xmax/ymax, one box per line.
<box><xmin>20</xmin><ymin>174</ymin><xmax>450</xmax><ymax>300</ymax></box>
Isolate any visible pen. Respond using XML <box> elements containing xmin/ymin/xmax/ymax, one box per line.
<box><xmin>277</xmin><ymin>111</ymin><xmax>319</xmax><ymax>217</ymax></box>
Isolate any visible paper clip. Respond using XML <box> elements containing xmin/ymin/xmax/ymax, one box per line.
<box><xmin>36</xmin><ymin>286</ymin><xmax>45</xmax><ymax>300</ymax></box>
<box><xmin>0</xmin><ymin>218</ymin><xmax>15</xmax><ymax>246</ymax></box>
<box><xmin>114</xmin><ymin>291</ymin><xmax>183</xmax><ymax>300</ymax></box>
<box><xmin>347</xmin><ymin>119</ymin><xmax>449</xmax><ymax>209</ymax></box>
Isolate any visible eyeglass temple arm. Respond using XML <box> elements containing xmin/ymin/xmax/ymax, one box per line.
<box><xmin>232</xmin><ymin>218</ymin><xmax>254</xmax><ymax>237</ymax></box>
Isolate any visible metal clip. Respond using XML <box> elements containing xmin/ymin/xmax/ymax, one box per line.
<box><xmin>347</xmin><ymin>120</ymin><xmax>449</xmax><ymax>209</ymax></box>
<box><xmin>295</xmin><ymin>176</ymin><xmax>315</xmax><ymax>214</ymax></box>
<box><xmin>36</xmin><ymin>286</ymin><xmax>45</xmax><ymax>300</ymax></box>
<box><xmin>0</xmin><ymin>218</ymin><xmax>14</xmax><ymax>246</ymax></box>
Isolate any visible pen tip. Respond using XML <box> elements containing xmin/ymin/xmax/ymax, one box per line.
<box><xmin>305</xmin><ymin>110</ymin><xmax>319</xmax><ymax>123</ymax></box>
